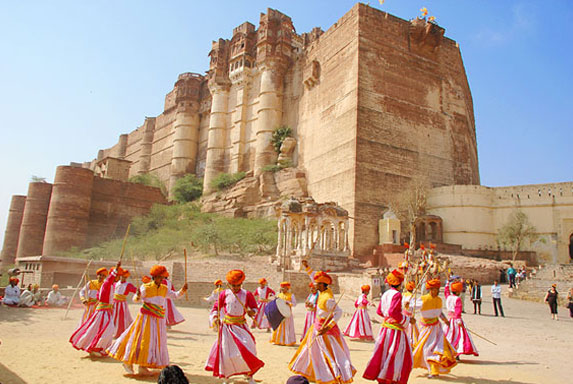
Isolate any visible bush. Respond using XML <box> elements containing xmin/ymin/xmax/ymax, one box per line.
<box><xmin>261</xmin><ymin>159</ymin><xmax>293</xmax><ymax>173</ymax></box>
<box><xmin>129</xmin><ymin>173</ymin><xmax>167</xmax><ymax>196</ymax></box>
<box><xmin>172</xmin><ymin>174</ymin><xmax>202</xmax><ymax>203</ymax></box>
<box><xmin>211</xmin><ymin>172</ymin><xmax>246</xmax><ymax>191</ymax></box>
<box><xmin>271</xmin><ymin>126</ymin><xmax>292</xmax><ymax>153</ymax></box>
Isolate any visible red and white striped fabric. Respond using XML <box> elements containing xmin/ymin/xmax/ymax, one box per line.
<box><xmin>445</xmin><ymin>295</ymin><xmax>479</xmax><ymax>356</ymax></box>
<box><xmin>300</xmin><ymin>292</ymin><xmax>318</xmax><ymax>341</ymax></box>
<box><xmin>163</xmin><ymin>279</ymin><xmax>185</xmax><ymax>326</ymax></box>
<box><xmin>112</xmin><ymin>280</ymin><xmax>137</xmax><ymax>338</ymax></box>
<box><xmin>363</xmin><ymin>288</ymin><xmax>413</xmax><ymax>384</ymax></box>
<box><xmin>253</xmin><ymin>286</ymin><xmax>275</xmax><ymax>329</ymax></box>
<box><xmin>70</xmin><ymin>270</ymin><xmax>118</xmax><ymax>353</ymax></box>
<box><xmin>402</xmin><ymin>291</ymin><xmax>420</xmax><ymax>346</ymax></box>
<box><xmin>344</xmin><ymin>293</ymin><xmax>374</xmax><ymax>340</ymax></box>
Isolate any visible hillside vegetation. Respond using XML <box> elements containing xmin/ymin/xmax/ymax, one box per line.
<box><xmin>68</xmin><ymin>203</ymin><xmax>278</xmax><ymax>261</ymax></box>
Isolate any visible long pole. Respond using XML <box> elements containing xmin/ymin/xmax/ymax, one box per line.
<box><xmin>184</xmin><ymin>248</ymin><xmax>188</xmax><ymax>301</ymax></box>
<box><xmin>119</xmin><ymin>224</ymin><xmax>131</xmax><ymax>262</ymax></box>
<box><xmin>466</xmin><ymin>327</ymin><xmax>497</xmax><ymax>345</ymax></box>
<box><xmin>63</xmin><ymin>260</ymin><xmax>93</xmax><ymax>320</ymax></box>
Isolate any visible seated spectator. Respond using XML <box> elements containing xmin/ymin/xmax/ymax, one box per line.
<box><xmin>287</xmin><ymin>376</ymin><xmax>310</xmax><ymax>384</ymax></box>
<box><xmin>2</xmin><ymin>277</ymin><xmax>21</xmax><ymax>306</ymax></box>
<box><xmin>157</xmin><ymin>365</ymin><xmax>189</xmax><ymax>384</ymax></box>
<box><xmin>46</xmin><ymin>285</ymin><xmax>68</xmax><ymax>307</ymax></box>
<box><xmin>20</xmin><ymin>284</ymin><xmax>42</xmax><ymax>307</ymax></box>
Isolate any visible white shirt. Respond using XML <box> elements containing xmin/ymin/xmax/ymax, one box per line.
<box><xmin>47</xmin><ymin>290</ymin><xmax>65</xmax><ymax>305</ymax></box>
<box><xmin>4</xmin><ymin>285</ymin><xmax>21</xmax><ymax>302</ymax></box>
<box><xmin>491</xmin><ymin>285</ymin><xmax>502</xmax><ymax>299</ymax></box>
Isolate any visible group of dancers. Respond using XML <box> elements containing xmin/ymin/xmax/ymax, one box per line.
<box><xmin>67</xmin><ymin>255</ymin><xmax>479</xmax><ymax>383</ymax></box>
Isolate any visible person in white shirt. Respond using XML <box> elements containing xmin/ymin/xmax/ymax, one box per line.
<box><xmin>20</xmin><ymin>284</ymin><xmax>42</xmax><ymax>307</ymax></box>
<box><xmin>491</xmin><ymin>281</ymin><xmax>504</xmax><ymax>317</ymax></box>
<box><xmin>2</xmin><ymin>277</ymin><xmax>21</xmax><ymax>306</ymax></box>
<box><xmin>46</xmin><ymin>284</ymin><xmax>68</xmax><ymax>307</ymax></box>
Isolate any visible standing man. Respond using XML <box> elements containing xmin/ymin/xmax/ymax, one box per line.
<box><xmin>507</xmin><ymin>265</ymin><xmax>516</xmax><ymax>289</ymax></box>
<box><xmin>491</xmin><ymin>281</ymin><xmax>505</xmax><ymax>317</ymax></box>
<box><xmin>79</xmin><ymin>268</ymin><xmax>107</xmax><ymax>324</ymax></box>
<box><xmin>253</xmin><ymin>278</ymin><xmax>275</xmax><ymax>331</ymax></box>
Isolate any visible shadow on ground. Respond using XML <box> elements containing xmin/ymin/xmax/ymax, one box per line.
<box><xmin>0</xmin><ymin>362</ymin><xmax>27</xmax><ymax>384</ymax></box>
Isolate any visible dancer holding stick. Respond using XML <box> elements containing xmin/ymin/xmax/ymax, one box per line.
<box><xmin>63</xmin><ymin>260</ymin><xmax>92</xmax><ymax>320</ymax></box>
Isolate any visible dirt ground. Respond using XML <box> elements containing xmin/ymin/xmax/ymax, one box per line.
<box><xmin>0</xmin><ymin>285</ymin><xmax>571</xmax><ymax>384</ymax></box>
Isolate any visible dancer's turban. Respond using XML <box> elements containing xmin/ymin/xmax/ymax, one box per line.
<box><xmin>141</xmin><ymin>276</ymin><xmax>151</xmax><ymax>283</ymax></box>
<box><xmin>226</xmin><ymin>269</ymin><xmax>245</xmax><ymax>285</ymax></box>
<box><xmin>451</xmin><ymin>281</ymin><xmax>463</xmax><ymax>293</ymax></box>
<box><xmin>361</xmin><ymin>285</ymin><xmax>371</xmax><ymax>292</ymax></box>
<box><xmin>96</xmin><ymin>268</ymin><xmax>108</xmax><ymax>276</ymax></box>
<box><xmin>385</xmin><ymin>269</ymin><xmax>404</xmax><ymax>286</ymax></box>
<box><xmin>308</xmin><ymin>282</ymin><xmax>315</xmax><ymax>288</ymax></box>
<box><xmin>405</xmin><ymin>281</ymin><xmax>415</xmax><ymax>291</ymax></box>
<box><xmin>259</xmin><ymin>278</ymin><xmax>267</xmax><ymax>285</ymax></box>
<box><xmin>214</xmin><ymin>279</ymin><xmax>223</xmax><ymax>286</ymax></box>
<box><xmin>280</xmin><ymin>281</ymin><xmax>291</xmax><ymax>288</ymax></box>
<box><xmin>150</xmin><ymin>265</ymin><xmax>169</xmax><ymax>278</ymax></box>
<box><xmin>425</xmin><ymin>279</ymin><xmax>441</xmax><ymax>289</ymax></box>
<box><xmin>313</xmin><ymin>271</ymin><xmax>332</xmax><ymax>285</ymax></box>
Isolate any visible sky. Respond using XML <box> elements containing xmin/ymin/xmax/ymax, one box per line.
<box><xmin>0</xmin><ymin>0</ymin><xmax>572</xmax><ymax>246</ymax></box>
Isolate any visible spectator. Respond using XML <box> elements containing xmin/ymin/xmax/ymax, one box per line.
<box><xmin>157</xmin><ymin>365</ymin><xmax>189</xmax><ymax>384</ymax></box>
<box><xmin>46</xmin><ymin>284</ymin><xmax>69</xmax><ymax>307</ymax></box>
<box><xmin>507</xmin><ymin>264</ymin><xmax>516</xmax><ymax>288</ymax></box>
<box><xmin>491</xmin><ymin>281</ymin><xmax>504</xmax><ymax>317</ymax></box>
<box><xmin>470</xmin><ymin>280</ymin><xmax>482</xmax><ymax>315</ymax></box>
<box><xmin>2</xmin><ymin>277</ymin><xmax>21</xmax><ymax>306</ymax></box>
<box><xmin>20</xmin><ymin>284</ymin><xmax>42</xmax><ymax>307</ymax></box>
<box><xmin>544</xmin><ymin>284</ymin><xmax>559</xmax><ymax>320</ymax></box>
<box><xmin>287</xmin><ymin>376</ymin><xmax>310</xmax><ymax>384</ymax></box>
<box><xmin>567</xmin><ymin>288</ymin><xmax>573</xmax><ymax>318</ymax></box>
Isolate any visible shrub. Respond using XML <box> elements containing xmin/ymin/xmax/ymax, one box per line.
<box><xmin>129</xmin><ymin>173</ymin><xmax>167</xmax><ymax>196</ymax></box>
<box><xmin>271</xmin><ymin>126</ymin><xmax>292</xmax><ymax>153</ymax></box>
<box><xmin>172</xmin><ymin>174</ymin><xmax>203</xmax><ymax>203</ymax></box>
<box><xmin>261</xmin><ymin>159</ymin><xmax>293</xmax><ymax>173</ymax></box>
<box><xmin>211</xmin><ymin>172</ymin><xmax>246</xmax><ymax>191</ymax></box>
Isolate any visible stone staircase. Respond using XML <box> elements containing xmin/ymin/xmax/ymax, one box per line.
<box><xmin>510</xmin><ymin>264</ymin><xmax>573</xmax><ymax>305</ymax></box>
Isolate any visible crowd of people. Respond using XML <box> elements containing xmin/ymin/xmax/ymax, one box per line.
<box><xmin>1</xmin><ymin>277</ymin><xmax>69</xmax><ymax>307</ymax></box>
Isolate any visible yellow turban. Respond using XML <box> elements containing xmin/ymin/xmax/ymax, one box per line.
<box><xmin>313</xmin><ymin>271</ymin><xmax>332</xmax><ymax>285</ymax></box>
<box><xmin>405</xmin><ymin>281</ymin><xmax>415</xmax><ymax>292</ymax></box>
<box><xmin>96</xmin><ymin>267</ymin><xmax>108</xmax><ymax>276</ymax></box>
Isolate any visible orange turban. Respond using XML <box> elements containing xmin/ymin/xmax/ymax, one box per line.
<box><xmin>141</xmin><ymin>276</ymin><xmax>151</xmax><ymax>283</ymax></box>
<box><xmin>110</xmin><ymin>267</ymin><xmax>124</xmax><ymax>276</ymax></box>
<box><xmin>451</xmin><ymin>281</ymin><xmax>463</xmax><ymax>293</ymax></box>
<box><xmin>280</xmin><ymin>281</ymin><xmax>291</xmax><ymax>288</ymax></box>
<box><xmin>308</xmin><ymin>282</ymin><xmax>315</xmax><ymax>288</ymax></box>
<box><xmin>214</xmin><ymin>279</ymin><xmax>223</xmax><ymax>286</ymax></box>
<box><xmin>96</xmin><ymin>267</ymin><xmax>108</xmax><ymax>276</ymax></box>
<box><xmin>226</xmin><ymin>269</ymin><xmax>245</xmax><ymax>285</ymax></box>
<box><xmin>425</xmin><ymin>279</ymin><xmax>441</xmax><ymax>289</ymax></box>
<box><xmin>122</xmin><ymin>270</ymin><xmax>130</xmax><ymax>278</ymax></box>
<box><xmin>361</xmin><ymin>285</ymin><xmax>371</xmax><ymax>292</ymax></box>
<box><xmin>385</xmin><ymin>269</ymin><xmax>404</xmax><ymax>286</ymax></box>
<box><xmin>52</xmin><ymin>284</ymin><xmax>59</xmax><ymax>290</ymax></box>
<box><xmin>405</xmin><ymin>281</ymin><xmax>415</xmax><ymax>291</ymax></box>
<box><xmin>313</xmin><ymin>271</ymin><xmax>332</xmax><ymax>285</ymax></box>
<box><xmin>150</xmin><ymin>265</ymin><xmax>169</xmax><ymax>278</ymax></box>
<box><xmin>259</xmin><ymin>278</ymin><xmax>267</xmax><ymax>285</ymax></box>
<box><xmin>9</xmin><ymin>277</ymin><xmax>19</xmax><ymax>284</ymax></box>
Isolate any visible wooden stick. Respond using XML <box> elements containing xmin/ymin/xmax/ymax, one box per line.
<box><xmin>119</xmin><ymin>224</ymin><xmax>131</xmax><ymax>262</ymax></box>
<box><xmin>184</xmin><ymin>248</ymin><xmax>188</xmax><ymax>301</ymax></box>
<box><xmin>226</xmin><ymin>283</ymin><xmax>257</xmax><ymax>327</ymax></box>
<box><xmin>466</xmin><ymin>326</ymin><xmax>497</xmax><ymax>345</ymax></box>
<box><xmin>63</xmin><ymin>260</ymin><xmax>93</xmax><ymax>320</ymax></box>
<box><xmin>308</xmin><ymin>290</ymin><xmax>345</xmax><ymax>349</ymax></box>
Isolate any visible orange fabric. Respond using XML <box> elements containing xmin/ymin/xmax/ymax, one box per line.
<box><xmin>52</xmin><ymin>284</ymin><xmax>59</xmax><ymax>290</ymax></box>
<box><xmin>122</xmin><ymin>269</ymin><xmax>130</xmax><ymax>277</ymax></box>
<box><xmin>361</xmin><ymin>285</ymin><xmax>370</xmax><ymax>292</ymax></box>
<box><xmin>451</xmin><ymin>281</ymin><xmax>463</xmax><ymax>293</ymax></box>
<box><xmin>280</xmin><ymin>281</ymin><xmax>291</xmax><ymax>288</ymax></box>
<box><xmin>386</xmin><ymin>269</ymin><xmax>404</xmax><ymax>286</ymax></box>
<box><xmin>9</xmin><ymin>277</ymin><xmax>19</xmax><ymax>284</ymax></box>
<box><xmin>96</xmin><ymin>267</ymin><xmax>108</xmax><ymax>276</ymax></box>
<box><xmin>141</xmin><ymin>276</ymin><xmax>151</xmax><ymax>283</ymax></box>
<box><xmin>149</xmin><ymin>265</ymin><xmax>168</xmax><ymax>278</ymax></box>
<box><xmin>259</xmin><ymin>278</ymin><xmax>267</xmax><ymax>285</ymax></box>
<box><xmin>308</xmin><ymin>282</ymin><xmax>315</xmax><ymax>288</ymax></box>
<box><xmin>226</xmin><ymin>269</ymin><xmax>245</xmax><ymax>285</ymax></box>
<box><xmin>110</xmin><ymin>267</ymin><xmax>124</xmax><ymax>276</ymax></box>
<box><xmin>426</xmin><ymin>278</ymin><xmax>441</xmax><ymax>289</ymax></box>
<box><xmin>405</xmin><ymin>281</ymin><xmax>415</xmax><ymax>291</ymax></box>
<box><xmin>313</xmin><ymin>271</ymin><xmax>332</xmax><ymax>285</ymax></box>
<box><xmin>214</xmin><ymin>279</ymin><xmax>223</xmax><ymax>286</ymax></box>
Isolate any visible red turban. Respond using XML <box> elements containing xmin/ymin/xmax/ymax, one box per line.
<box><xmin>214</xmin><ymin>279</ymin><xmax>223</xmax><ymax>286</ymax></box>
<box><xmin>386</xmin><ymin>269</ymin><xmax>404</xmax><ymax>286</ymax></box>
<box><xmin>141</xmin><ymin>276</ymin><xmax>151</xmax><ymax>283</ymax></box>
<box><xmin>451</xmin><ymin>281</ymin><xmax>463</xmax><ymax>293</ymax></box>
<box><xmin>9</xmin><ymin>277</ymin><xmax>19</xmax><ymax>284</ymax></box>
<box><xmin>313</xmin><ymin>271</ymin><xmax>332</xmax><ymax>285</ymax></box>
<box><xmin>150</xmin><ymin>265</ymin><xmax>169</xmax><ymax>278</ymax></box>
<box><xmin>308</xmin><ymin>282</ymin><xmax>315</xmax><ymax>288</ymax></box>
<box><xmin>259</xmin><ymin>278</ymin><xmax>267</xmax><ymax>285</ymax></box>
<box><xmin>110</xmin><ymin>267</ymin><xmax>124</xmax><ymax>276</ymax></box>
<box><xmin>96</xmin><ymin>267</ymin><xmax>108</xmax><ymax>276</ymax></box>
<box><xmin>361</xmin><ymin>285</ymin><xmax>371</xmax><ymax>292</ymax></box>
<box><xmin>280</xmin><ymin>281</ymin><xmax>291</xmax><ymax>288</ymax></box>
<box><xmin>122</xmin><ymin>270</ymin><xmax>130</xmax><ymax>278</ymax></box>
<box><xmin>226</xmin><ymin>269</ymin><xmax>245</xmax><ymax>285</ymax></box>
<box><xmin>405</xmin><ymin>281</ymin><xmax>415</xmax><ymax>291</ymax></box>
<box><xmin>425</xmin><ymin>279</ymin><xmax>441</xmax><ymax>289</ymax></box>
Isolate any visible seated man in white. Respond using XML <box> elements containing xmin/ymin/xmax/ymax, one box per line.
<box><xmin>46</xmin><ymin>284</ymin><xmax>68</xmax><ymax>307</ymax></box>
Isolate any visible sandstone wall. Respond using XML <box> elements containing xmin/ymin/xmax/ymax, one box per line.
<box><xmin>16</xmin><ymin>182</ymin><xmax>52</xmax><ymax>259</ymax></box>
<box><xmin>0</xmin><ymin>195</ymin><xmax>26</xmax><ymax>267</ymax></box>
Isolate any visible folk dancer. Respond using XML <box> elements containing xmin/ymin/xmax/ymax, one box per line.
<box><xmin>344</xmin><ymin>284</ymin><xmax>374</xmax><ymax>340</ymax></box>
<box><xmin>204</xmin><ymin>279</ymin><xmax>224</xmax><ymax>330</ymax></box>
<box><xmin>300</xmin><ymin>282</ymin><xmax>318</xmax><ymax>342</ymax></box>
<box><xmin>363</xmin><ymin>269</ymin><xmax>414</xmax><ymax>384</ymax></box>
<box><xmin>108</xmin><ymin>265</ymin><xmax>188</xmax><ymax>375</ymax></box>
<box><xmin>205</xmin><ymin>269</ymin><xmax>264</xmax><ymax>384</ymax></box>
<box><xmin>163</xmin><ymin>276</ymin><xmax>185</xmax><ymax>327</ymax></box>
<box><xmin>79</xmin><ymin>267</ymin><xmax>107</xmax><ymax>324</ymax></box>
<box><xmin>412</xmin><ymin>279</ymin><xmax>457</xmax><ymax>378</ymax></box>
<box><xmin>253</xmin><ymin>278</ymin><xmax>275</xmax><ymax>331</ymax></box>
<box><xmin>2</xmin><ymin>277</ymin><xmax>21</xmax><ymax>306</ymax></box>
<box><xmin>46</xmin><ymin>284</ymin><xmax>68</xmax><ymax>307</ymax></box>
<box><xmin>112</xmin><ymin>269</ymin><xmax>138</xmax><ymax>338</ymax></box>
<box><xmin>402</xmin><ymin>280</ymin><xmax>419</xmax><ymax>345</ymax></box>
<box><xmin>70</xmin><ymin>262</ymin><xmax>122</xmax><ymax>357</ymax></box>
<box><xmin>445</xmin><ymin>281</ymin><xmax>479</xmax><ymax>358</ymax></box>
<box><xmin>289</xmin><ymin>271</ymin><xmax>357</xmax><ymax>384</ymax></box>
<box><xmin>271</xmin><ymin>281</ymin><xmax>297</xmax><ymax>346</ymax></box>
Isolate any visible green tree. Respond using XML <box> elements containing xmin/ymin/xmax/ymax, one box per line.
<box><xmin>497</xmin><ymin>210</ymin><xmax>538</xmax><ymax>262</ymax></box>
<box><xmin>172</xmin><ymin>174</ymin><xmax>203</xmax><ymax>203</ymax></box>
<box><xmin>388</xmin><ymin>179</ymin><xmax>429</xmax><ymax>250</ymax></box>
<box><xmin>271</xmin><ymin>126</ymin><xmax>292</xmax><ymax>153</ymax></box>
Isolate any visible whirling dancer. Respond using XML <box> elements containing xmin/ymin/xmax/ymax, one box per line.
<box><xmin>412</xmin><ymin>279</ymin><xmax>457</xmax><ymax>378</ymax></box>
<box><xmin>344</xmin><ymin>284</ymin><xmax>374</xmax><ymax>340</ymax></box>
<box><xmin>112</xmin><ymin>269</ymin><xmax>138</xmax><ymax>338</ymax></box>
<box><xmin>108</xmin><ymin>265</ymin><xmax>187</xmax><ymax>376</ymax></box>
<box><xmin>270</xmin><ymin>281</ymin><xmax>297</xmax><ymax>346</ymax></box>
<box><xmin>363</xmin><ymin>269</ymin><xmax>414</xmax><ymax>384</ymax></box>
<box><xmin>70</xmin><ymin>262</ymin><xmax>122</xmax><ymax>357</ymax></box>
<box><xmin>289</xmin><ymin>270</ymin><xmax>357</xmax><ymax>384</ymax></box>
<box><xmin>253</xmin><ymin>278</ymin><xmax>275</xmax><ymax>331</ymax></box>
<box><xmin>163</xmin><ymin>276</ymin><xmax>185</xmax><ymax>328</ymax></box>
<box><xmin>79</xmin><ymin>267</ymin><xmax>107</xmax><ymax>324</ymax></box>
<box><xmin>204</xmin><ymin>279</ymin><xmax>224</xmax><ymax>330</ymax></box>
<box><xmin>205</xmin><ymin>270</ymin><xmax>264</xmax><ymax>384</ymax></box>
<box><xmin>445</xmin><ymin>281</ymin><xmax>479</xmax><ymax>358</ymax></box>
<box><xmin>402</xmin><ymin>280</ymin><xmax>419</xmax><ymax>346</ymax></box>
<box><xmin>300</xmin><ymin>282</ymin><xmax>318</xmax><ymax>342</ymax></box>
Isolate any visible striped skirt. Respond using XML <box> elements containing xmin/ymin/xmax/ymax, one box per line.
<box><xmin>412</xmin><ymin>321</ymin><xmax>457</xmax><ymax>375</ymax></box>
<box><xmin>343</xmin><ymin>308</ymin><xmax>373</xmax><ymax>340</ymax></box>
<box><xmin>112</xmin><ymin>300</ymin><xmax>133</xmax><ymax>338</ymax></box>
<box><xmin>254</xmin><ymin>301</ymin><xmax>271</xmax><ymax>329</ymax></box>
<box><xmin>70</xmin><ymin>307</ymin><xmax>115</xmax><ymax>353</ymax></box>
<box><xmin>270</xmin><ymin>315</ymin><xmax>296</xmax><ymax>346</ymax></box>
<box><xmin>445</xmin><ymin>318</ymin><xmax>479</xmax><ymax>356</ymax></box>
<box><xmin>300</xmin><ymin>310</ymin><xmax>316</xmax><ymax>342</ymax></box>
<box><xmin>80</xmin><ymin>301</ymin><xmax>97</xmax><ymax>325</ymax></box>
<box><xmin>165</xmin><ymin>298</ymin><xmax>185</xmax><ymax>326</ymax></box>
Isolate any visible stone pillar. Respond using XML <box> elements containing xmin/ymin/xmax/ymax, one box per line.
<box><xmin>254</xmin><ymin>61</ymin><xmax>285</xmax><ymax>177</ymax></box>
<box><xmin>42</xmin><ymin>166</ymin><xmax>94</xmax><ymax>255</ymax></box>
<box><xmin>229</xmin><ymin>74</ymin><xmax>250</xmax><ymax>173</ymax></box>
<box><xmin>137</xmin><ymin>117</ymin><xmax>155</xmax><ymax>175</ymax></box>
<box><xmin>0</xmin><ymin>195</ymin><xmax>27</xmax><ymax>267</ymax></box>
<box><xmin>169</xmin><ymin>102</ymin><xmax>200</xmax><ymax>197</ymax></box>
<box><xmin>117</xmin><ymin>134</ymin><xmax>128</xmax><ymax>159</ymax></box>
<box><xmin>16</xmin><ymin>182</ymin><xmax>53</xmax><ymax>259</ymax></box>
<box><xmin>203</xmin><ymin>82</ymin><xmax>230</xmax><ymax>194</ymax></box>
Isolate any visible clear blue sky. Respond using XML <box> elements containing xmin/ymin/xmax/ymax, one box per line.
<box><xmin>1</xmin><ymin>1</ymin><xmax>572</xmax><ymax>246</ymax></box>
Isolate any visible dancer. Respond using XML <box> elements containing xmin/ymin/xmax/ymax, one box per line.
<box><xmin>70</xmin><ymin>262</ymin><xmax>122</xmax><ymax>357</ymax></box>
<box><xmin>402</xmin><ymin>280</ymin><xmax>419</xmax><ymax>346</ymax></box>
<box><xmin>205</xmin><ymin>269</ymin><xmax>264</xmax><ymax>384</ymax></box>
<box><xmin>445</xmin><ymin>281</ymin><xmax>479</xmax><ymax>357</ymax></box>
<box><xmin>205</xmin><ymin>279</ymin><xmax>224</xmax><ymax>330</ymax></box>
<box><xmin>253</xmin><ymin>278</ymin><xmax>275</xmax><ymax>331</ymax></box>
<box><xmin>363</xmin><ymin>269</ymin><xmax>413</xmax><ymax>384</ymax></box>
<box><xmin>112</xmin><ymin>269</ymin><xmax>138</xmax><ymax>338</ymax></box>
<box><xmin>163</xmin><ymin>276</ymin><xmax>185</xmax><ymax>327</ymax></box>
<box><xmin>289</xmin><ymin>270</ymin><xmax>356</xmax><ymax>384</ymax></box>
<box><xmin>79</xmin><ymin>267</ymin><xmax>107</xmax><ymax>324</ymax></box>
<box><xmin>108</xmin><ymin>265</ymin><xmax>187</xmax><ymax>375</ymax></box>
<box><xmin>300</xmin><ymin>282</ymin><xmax>318</xmax><ymax>342</ymax></box>
<box><xmin>412</xmin><ymin>278</ymin><xmax>457</xmax><ymax>378</ymax></box>
<box><xmin>344</xmin><ymin>284</ymin><xmax>374</xmax><ymax>340</ymax></box>
<box><xmin>270</xmin><ymin>281</ymin><xmax>297</xmax><ymax>346</ymax></box>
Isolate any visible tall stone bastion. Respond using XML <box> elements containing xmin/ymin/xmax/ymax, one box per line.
<box><xmin>3</xmin><ymin>4</ymin><xmax>480</xmax><ymax>264</ymax></box>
